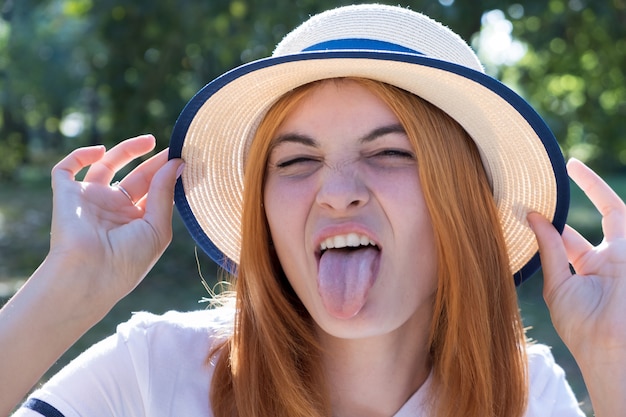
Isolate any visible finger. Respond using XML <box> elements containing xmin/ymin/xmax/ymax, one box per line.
<box><xmin>527</xmin><ymin>212</ymin><xmax>572</xmax><ymax>303</ymax></box>
<box><xmin>567</xmin><ymin>158</ymin><xmax>626</xmax><ymax>241</ymax></box>
<box><xmin>561</xmin><ymin>224</ymin><xmax>593</xmax><ymax>263</ymax></box>
<box><xmin>51</xmin><ymin>145</ymin><xmax>106</xmax><ymax>186</ymax></box>
<box><xmin>142</xmin><ymin>158</ymin><xmax>185</xmax><ymax>245</ymax></box>
<box><xmin>113</xmin><ymin>148</ymin><xmax>169</xmax><ymax>206</ymax></box>
<box><xmin>83</xmin><ymin>135</ymin><xmax>157</xmax><ymax>184</ymax></box>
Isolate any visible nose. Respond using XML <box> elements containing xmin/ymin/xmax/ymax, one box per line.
<box><xmin>315</xmin><ymin>162</ymin><xmax>369</xmax><ymax>211</ymax></box>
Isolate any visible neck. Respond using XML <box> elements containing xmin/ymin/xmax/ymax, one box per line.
<box><xmin>317</xmin><ymin>312</ymin><xmax>432</xmax><ymax>417</ymax></box>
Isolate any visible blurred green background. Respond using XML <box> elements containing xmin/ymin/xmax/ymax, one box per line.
<box><xmin>1</xmin><ymin>0</ymin><xmax>625</xmax><ymax>415</ymax></box>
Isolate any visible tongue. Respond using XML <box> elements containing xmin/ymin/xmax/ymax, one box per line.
<box><xmin>317</xmin><ymin>247</ymin><xmax>379</xmax><ymax>319</ymax></box>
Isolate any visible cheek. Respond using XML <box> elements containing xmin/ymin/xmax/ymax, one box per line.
<box><xmin>263</xmin><ymin>181</ymin><xmax>317</xmax><ymax>302</ymax></box>
<box><xmin>376</xmin><ymin>174</ymin><xmax>436</xmax><ymax>271</ymax></box>
<box><xmin>402</xmin><ymin>180</ymin><xmax>434</xmax><ymax>254</ymax></box>
<box><xmin>264</xmin><ymin>178</ymin><xmax>315</xmax><ymax>255</ymax></box>
<box><xmin>373</xmin><ymin>171</ymin><xmax>429</xmax><ymax>220</ymax></box>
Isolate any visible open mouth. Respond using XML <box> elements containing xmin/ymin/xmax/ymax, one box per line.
<box><xmin>316</xmin><ymin>232</ymin><xmax>381</xmax><ymax>319</ymax></box>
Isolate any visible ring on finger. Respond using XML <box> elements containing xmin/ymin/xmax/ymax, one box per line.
<box><xmin>111</xmin><ymin>181</ymin><xmax>136</xmax><ymax>205</ymax></box>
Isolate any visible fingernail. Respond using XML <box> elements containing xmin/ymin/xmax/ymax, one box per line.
<box><xmin>176</xmin><ymin>162</ymin><xmax>185</xmax><ymax>179</ymax></box>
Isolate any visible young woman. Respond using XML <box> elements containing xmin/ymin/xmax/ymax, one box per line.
<box><xmin>209</xmin><ymin>77</ymin><xmax>529</xmax><ymax>417</ymax></box>
<box><xmin>2</xmin><ymin>4</ymin><xmax>624</xmax><ymax>417</ymax></box>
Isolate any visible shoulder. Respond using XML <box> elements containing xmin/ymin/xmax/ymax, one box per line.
<box><xmin>114</xmin><ymin>307</ymin><xmax>235</xmax><ymax>364</ymax></box>
<box><xmin>524</xmin><ymin>344</ymin><xmax>585</xmax><ymax>417</ymax></box>
<box><xmin>18</xmin><ymin>308</ymin><xmax>235</xmax><ymax>417</ymax></box>
<box><xmin>118</xmin><ymin>307</ymin><xmax>235</xmax><ymax>341</ymax></box>
<box><xmin>526</xmin><ymin>343</ymin><xmax>560</xmax><ymax>383</ymax></box>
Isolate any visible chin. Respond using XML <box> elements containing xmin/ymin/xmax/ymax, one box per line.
<box><xmin>313</xmin><ymin>305</ymin><xmax>403</xmax><ymax>340</ymax></box>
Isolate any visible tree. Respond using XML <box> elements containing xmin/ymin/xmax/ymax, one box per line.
<box><xmin>1</xmin><ymin>0</ymin><xmax>624</xmax><ymax>182</ymax></box>
<box><xmin>502</xmin><ymin>0</ymin><xmax>625</xmax><ymax>173</ymax></box>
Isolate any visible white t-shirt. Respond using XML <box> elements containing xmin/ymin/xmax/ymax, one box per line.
<box><xmin>15</xmin><ymin>308</ymin><xmax>586</xmax><ymax>417</ymax></box>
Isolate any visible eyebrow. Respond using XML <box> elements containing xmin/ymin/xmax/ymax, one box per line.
<box><xmin>360</xmin><ymin>123</ymin><xmax>406</xmax><ymax>143</ymax></box>
<box><xmin>271</xmin><ymin>123</ymin><xmax>406</xmax><ymax>148</ymax></box>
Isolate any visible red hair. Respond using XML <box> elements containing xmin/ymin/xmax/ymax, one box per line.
<box><xmin>209</xmin><ymin>78</ymin><xmax>528</xmax><ymax>417</ymax></box>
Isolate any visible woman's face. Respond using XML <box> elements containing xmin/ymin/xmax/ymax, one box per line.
<box><xmin>264</xmin><ymin>80</ymin><xmax>438</xmax><ymax>339</ymax></box>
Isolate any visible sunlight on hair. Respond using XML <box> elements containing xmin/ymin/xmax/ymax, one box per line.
<box><xmin>195</xmin><ymin>246</ymin><xmax>235</xmax><ymax>308</ymax></box>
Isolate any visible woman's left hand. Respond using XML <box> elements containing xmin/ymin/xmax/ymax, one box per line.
<box><xmin>528</xmin><ymin>158</ymin><xmax>626</xmax><ymax>416</ymax></box>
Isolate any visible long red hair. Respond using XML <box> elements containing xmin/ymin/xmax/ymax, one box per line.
<box><xmin>209</xmin><ymin>78</ymin><xmax>528</xmax><ymax>417</ymax></box>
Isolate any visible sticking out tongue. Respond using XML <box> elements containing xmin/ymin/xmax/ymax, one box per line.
<box><xmin>317</xmin><ymin>246</ymin><xmax>380</xmax><ymax>319</ymax></box>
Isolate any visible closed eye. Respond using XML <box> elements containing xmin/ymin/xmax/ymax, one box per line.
<box><xmin>276</xmin><ymin>156</ymin><xmax>321</xmax><ymax>168</ymax></box>
<box><xmin>372</xmin><ymin>149</ymin><xmax>415</xmax><ymax>159</ymax></box>
<box><xmin>363</xmin><ymin>148</ymin><xmax>416</xmax><ymax>170</ymax></box>
<box><xmin>271</xmin><ymin>155</ymin><xmax>323</xmax><ymax>178</ymax></box>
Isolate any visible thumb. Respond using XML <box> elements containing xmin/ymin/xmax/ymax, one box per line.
<box><xmin>527</xmin><ymin>212</ymin><xmax>571</xmax><ymax>305</ymax></box>
<box><xmin>143</xmin><ymin>158</ymin><xmax>185</xmax><ymax>249</ymax></box>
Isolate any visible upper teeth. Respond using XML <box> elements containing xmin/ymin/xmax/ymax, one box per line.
<box><xmin>320</xmin><ymin>233</ymin><xmax>376</xmax><ymax>251</ymax></box>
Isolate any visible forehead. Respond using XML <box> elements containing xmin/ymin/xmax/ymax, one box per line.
<box><xmin>274</xmin><ymin>79</ymin><xmax>401</xmax><ymax>140</ymax></box>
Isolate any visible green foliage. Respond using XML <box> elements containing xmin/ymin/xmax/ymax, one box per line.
<box><xmin>0</xmin><ymin>132</ymin><xmax>25</xmax><ymax>181</ymax></box>
<box><xmin>501</xmin><ymin>0</ymin><xmax>626</xmax><ymax>172</ymax></box>
<box><xmin>2</xmin><ymin>0</ymin><xmax>622</xmax><ymax>182</ymax></box>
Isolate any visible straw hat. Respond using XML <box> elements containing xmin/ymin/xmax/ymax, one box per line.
<box><xmin>169</xmin><ymin>4</ymin><xmax>569</xmax><ymax>285</ymax></box>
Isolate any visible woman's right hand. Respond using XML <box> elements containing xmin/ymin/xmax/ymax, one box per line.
<box><xmin>0</xmin><ymin>135</ymin><xmax>184</xmax><ymax>415</ymax></box>
<box><xmin>47</xmin><ymin>134</ymin><xmax>183</xmax><ymax>312</ymax></box>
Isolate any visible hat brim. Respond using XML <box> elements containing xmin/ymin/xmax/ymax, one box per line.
<box><xmin>169</xmin><ymin>50</ymin><xmax>569</xmax><ymax>285</ymax></box>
